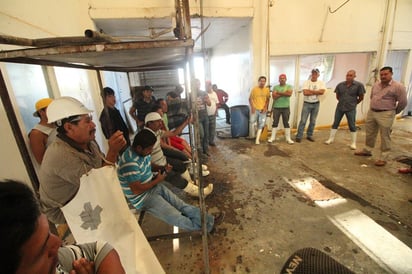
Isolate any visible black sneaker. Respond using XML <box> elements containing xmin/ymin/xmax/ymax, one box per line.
<box><xmin>295</xmin><ymin>138</ymin><xmax>301</xmax><ymax>143</ymax></box>
<box><xmin>214</xmin><ymin>212</ymin><xmax>225</xmax><ymax>225</ymax></box>
<box><xmin>306</xmin><ymin>136</ymin><xmax>315</xmax><ymax>142</ymax></box>
<box><xmin>210</xmin><ymin>212</ymin><xmax>225</xmax><ymax>234</ymax></box>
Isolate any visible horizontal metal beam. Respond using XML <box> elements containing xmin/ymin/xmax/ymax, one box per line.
<box><xmin>0</xmin><ymin>39</ymin><xmax>193</xmax><ymax>59</ymax></box>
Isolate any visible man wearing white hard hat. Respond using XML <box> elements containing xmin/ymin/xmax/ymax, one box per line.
<box><xmin>39</xmin><ymin>96</ymin><xmax>127</xmax><ymax>224</ymax></box>
<box><xmin>144</xmin><ymin>112</ymin><xmax>213</xmax><ymax>197</ymax></box>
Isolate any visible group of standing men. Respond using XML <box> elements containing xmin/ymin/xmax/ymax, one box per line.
<box><xmin>249</xmin><ymin>66</ymin><xmax>407</xmax><ymax>167</ymax></box>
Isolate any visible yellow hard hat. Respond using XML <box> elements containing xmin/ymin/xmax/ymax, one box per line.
<box><xmin>33</xmin><ymin>98</ymin><xmax>53</xmax><ymax>117</ymax></box>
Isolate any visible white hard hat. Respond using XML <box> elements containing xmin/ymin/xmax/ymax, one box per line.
<box><xmin>145</xmin><ymin>112</ymin><xmax>162</xmax><ymax>124</ymax></box>
<box><xmin>47</xmin><ymin>96</ymin><xmax>93</xmax><ymax>124</ymax></box>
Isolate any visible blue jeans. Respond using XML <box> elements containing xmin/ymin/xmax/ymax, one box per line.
<box><xmin>198</xmin><ymin>113</ymin><xmax>209</xmax><ymax>154</ymax></box>
<box><xmin>208</xmin><ymin>115</ymin><xmax>216</xmax><ymax>144</ymax></box>
<box><xmin>332</xmin><ymin>108</ymin><xmax>357</xmax><ymax>132</ymax></box>
<box><xmin>141</xmin><ymin>184</ymin><xmax>214</xmax><ymax>232</ymax></box>
<box><xmin>250</xmin><ymin>110</ymin><xmax>267</xmax><ymax>130</ymax></box>
<box><xmin>296</xmin><ymin>102</ymin><xmax>320</xmax><ymax>139</ymax></box>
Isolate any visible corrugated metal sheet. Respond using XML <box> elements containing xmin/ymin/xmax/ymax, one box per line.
<box><xmin>132</xmin><ymin>69</ymin><xmax>180</xmax><ymax>99</ymax></box>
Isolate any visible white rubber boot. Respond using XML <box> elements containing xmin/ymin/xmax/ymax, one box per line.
<box><xmin>183</xmin><ymin>181</ymin><xmax>213</xmax><ymax>197</ymax></box>
<box><xmin>181</xmin><ymin>169</ymin><xmax>192</xmax><ymax>182</ymax></box>
<box><xmin>350</xmin><ymin>132</ymin><xmax>357</xmax><ymax>150</ymax></box>
<box><xmin>285</xmin><ymin>128</ymin><xmax>294</xmax><ymax>144</ymax></box>
<box><xmin>325</xmin><ymin>129</ymin><xmax>337</xmax><ymax>144</ymax></box>
<box><xmin>183</xmin><ymin>181</ymin><xmax>199</xmax><ymax>197</ymax></box>
<box><xmin>190</xmin><ymin>163</ymin><xmax>208</xmax><ymax>171</ymax></box>
<box><xmin>203</xmin><ymin>184</ymin><xmax>213</xmax><ymax>196</ymax></box>
<box><xmin>255</xmin><ymin>129</ymin><xmax>262</xmax><ymax>145</ymax></box>
<box><xmin>268</xmin><ymin>128</ymin><xmax>277</xmax><ymax>143</ymax></box>
<box><xmin>188</xmin><ymin>165</ymin><xmax>210</xmax><ymax>177</ymax></box>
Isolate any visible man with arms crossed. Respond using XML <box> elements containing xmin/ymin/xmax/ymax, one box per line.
<box><xmin>324</xmin><ymin>70</ymin><xmax>365</xmax><ymax>149</ymax></box>
<box><xmin>295</xmin><ymin>68</ymin><xmax>326</xmax><ymax>142</ymax></box>
<box><xmin>268</xmin><ymin>74</ymin><xmax>294</xmax><ymax>144</ymax></box>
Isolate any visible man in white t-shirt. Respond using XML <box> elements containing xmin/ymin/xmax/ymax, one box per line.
<box><xmin>295</xmin><ymin>68</ymin><xmax>326</xmax><ymax>142</ymax></box>
<box><xmin>206</xmin><ymin>81</ymin><xmax>219</xmax><ymax>146</ymax></box>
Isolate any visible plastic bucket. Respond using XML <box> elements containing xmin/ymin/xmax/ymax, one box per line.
<box><xmin>230</xmin><ymin>105</ymin><xmax>249</xmax><ymax>137</ymax></box>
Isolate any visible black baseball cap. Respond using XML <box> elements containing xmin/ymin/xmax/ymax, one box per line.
<box><xmin>144</xmin><ymin>85</ymin><xmax>154</xmax><ymax>91</ymax></box>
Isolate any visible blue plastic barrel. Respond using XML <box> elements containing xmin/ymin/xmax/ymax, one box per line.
<box><xmin>230</xmin><ymin>105</ymin><xmax>249</xmax><ymax>137</ymax></box>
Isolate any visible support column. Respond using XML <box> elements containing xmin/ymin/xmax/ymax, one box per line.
<box><xmin>251</xmin><ymin>0</ymin><xmax>270</xmax><ymax>80</ymax></box>
<box><xmin>374</xmin><ymin>0</ymin><xmax>397</xmax><ymax>80</ymax></box>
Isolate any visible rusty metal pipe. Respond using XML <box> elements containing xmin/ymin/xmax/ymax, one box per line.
<box><xmin>0</xmin><ymin>30</ymin><xmax>117</xmax><ymax>48</ymax></box>
<box><xmin>0</xmin><ymin>34</ymin><xmax>34</xmax><ymax>47</ymax></box>
<box><xmin>84</xmin><ymin>29</ymin><xmax>119</xmax><ymax>42</ymax></box>
<box><xmin>175</xmin><ymin>0</ymin><xmax>192</xmax><ymax>40</ymax></box>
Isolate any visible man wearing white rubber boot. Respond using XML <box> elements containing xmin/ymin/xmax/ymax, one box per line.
<box><xmin>249</xmin><ymin>76</ymin><xmax>270</xmax><ymax>144</ymax></box>
<box><xmin>144</xmin><ymin>112</ymin><xmax>213</xmax><ymax>197</ymax></box>
<box><xmin>268</xmin><ymin>74</ymin><xmax>294</xmax><ymax>144</ymax></box>
<box><xmin>325</xmin><ymin>70</ymin><xmax>365</xmax><ymax>150</ymax></box>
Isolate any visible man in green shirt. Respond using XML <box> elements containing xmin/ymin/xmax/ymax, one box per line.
<box><xmin>268</xmin><ymin>74</ymin><xmax>294</xmax><ymax>144</ymax></box>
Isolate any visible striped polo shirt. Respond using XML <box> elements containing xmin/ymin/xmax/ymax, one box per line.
<box><xmin>117</xmin><ymin>147</ymin><xmax>153</xmax><ymax>209</ymax></box>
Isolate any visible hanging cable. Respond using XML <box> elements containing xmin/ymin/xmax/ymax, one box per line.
<box><xmin>328</xmin><ymin>0</ymin><xmax>351</xmax><ymax>13</ymax></box>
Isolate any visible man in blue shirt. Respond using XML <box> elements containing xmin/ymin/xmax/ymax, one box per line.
<box><xmin>117</xmin><ymin>129</ymin><xmax>223</xmax><ymax>232</ymax></box>
<box><xmin>324</xmin><ymin>70</ymin><xmax>365</xmax><ymax>149</ymax></box>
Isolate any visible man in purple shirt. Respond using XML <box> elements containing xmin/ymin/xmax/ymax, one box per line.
<box><xmin>355</xmin><ymin>66</ymin><xmax>407</xmax><ymax>166</ymax></box>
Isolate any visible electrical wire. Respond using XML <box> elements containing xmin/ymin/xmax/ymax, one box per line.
<box><xmin>328</xmin><ymin>0</ymin><xmax>351</xmax><ymax>13</ymax></box>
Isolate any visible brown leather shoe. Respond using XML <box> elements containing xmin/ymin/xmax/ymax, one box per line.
<box><xmin>354</xmin><ymin>149</ymin><xmax>372</xmax><ymax>156</ymax></box>
<box><xmin>398</xmin><ymin>167</ymin><xmax>412</xmax><ymax>174</ymax></box>
<box><xmin>374</xmin><ymin>160</ymin><xmax>387</xmax><ymax>166</ymax></box>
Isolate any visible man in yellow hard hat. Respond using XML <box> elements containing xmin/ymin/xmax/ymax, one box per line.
<box><xmin>29</xmin><ymin>98</ymin><xmax>57</xmax><ymax>164</ymax></box>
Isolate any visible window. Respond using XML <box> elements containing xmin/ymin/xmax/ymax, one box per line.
<box><xmin>5</xmin><ymin>63</ymin><xmax>50</xmax><ymax>134</ymax></box>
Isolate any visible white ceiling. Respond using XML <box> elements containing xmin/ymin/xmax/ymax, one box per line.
<box><xmin>93</xmin><ymin>17</ymin><xmax>251</xmax><ymax>52</ymax></box>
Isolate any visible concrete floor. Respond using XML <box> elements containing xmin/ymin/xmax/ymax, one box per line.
<box><xmin>140</xmin><ymin>115</ymin><xmax>412</xmax><ymax>274</ymax></box>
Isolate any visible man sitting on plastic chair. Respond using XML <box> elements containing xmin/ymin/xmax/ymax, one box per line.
<box><xmin>117</xmin><ymin>129</ymin><xmax>223</xmax><ymax>232</ymax></box>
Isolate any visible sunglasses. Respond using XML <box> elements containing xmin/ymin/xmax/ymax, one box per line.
<box><xmin>69</xmin><ymin>114</ymin><xmax>93</xmax><ymax>123</ymax></box>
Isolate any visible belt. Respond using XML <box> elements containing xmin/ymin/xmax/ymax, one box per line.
<box><xmin>304</xmin><ymin>101</ymin><xmax>319</xmax><ymax>104</ymax></box>
<box><xmin>371</xmin><ymin>109</ymin><xmax>390</xmax><ymax>112</ymax></box>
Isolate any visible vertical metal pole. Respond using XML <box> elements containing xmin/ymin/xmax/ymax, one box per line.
<box><xmin>266</xmin><ymin>0</ymin><xmax>273</xmax><ymax>115</ymax></box>
<box><xmin>178</xmin><ymin>0</ymin><xmax>209</xmax><ymax>271</ymax></box>
<box><xmin>187</xmin><ymin>46</ymin><xmax>210</xmax><ymax>273</ymax></box>
<box><xmin>175</xmin><ymin>0</ymin><xmax>192</xmax><ymax>40</ymax></box>
<box><xmin>197</xmin><ymin>0</ymin><xmax>210</xmax><ymax>272</ymax></box>
<box><xmin>292</xmin><ymin>56</ymin><xmax>301</xmax><ymax>129</ymax></box>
